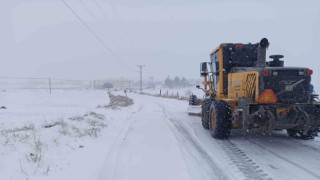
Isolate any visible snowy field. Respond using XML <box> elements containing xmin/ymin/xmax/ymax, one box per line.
<box><xmin>0</xmin><ymin>89</ymin><xmax>133</xmax><ymax>180</ymax></box>
<box><xmin>1</xmin><ymin>89</ymin><xmax>320</xmax><ymax>180</ymax></box>
<box><xmin>143</xmin><ymin>86</ymin><xmax>205</xmax><ymax>99</ymax></box>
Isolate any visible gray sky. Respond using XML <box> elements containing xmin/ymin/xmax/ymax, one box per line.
<box><xmin>1</xmin><ymin>0</ymin><xmax>320</xmax><ymax>85</ymax></box>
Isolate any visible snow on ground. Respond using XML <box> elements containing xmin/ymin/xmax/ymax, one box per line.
<box><xmin>1</xmin><ymin>89</ymin><xmax>320</xmax><ymax>180</ymax></box>
<box><xmin>0</xmin><ymin>90</ymin><xmax>112</xmax><ymax>180</ymax></box>
<box><xmin>143</xmin><ymin>86</ymin><xmax>205</xmax><ymax>100</ymax></box>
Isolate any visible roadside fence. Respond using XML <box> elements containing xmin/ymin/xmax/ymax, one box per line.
<box><xmin>0</xmin><ymin>76</ymin><xmax>143</xmax><ymax>93</ymax></box>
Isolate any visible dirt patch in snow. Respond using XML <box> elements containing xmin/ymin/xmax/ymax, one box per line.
<box><xmin>103</xmin><ymin>93</ymin><xmax>134</xmax><ymax>109</ymax></box>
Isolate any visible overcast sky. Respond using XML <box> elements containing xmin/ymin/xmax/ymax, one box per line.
<box><xmin>1</xmin><ymin>0</ymin><xmax>319</xmax><ymax>85</ymax></box>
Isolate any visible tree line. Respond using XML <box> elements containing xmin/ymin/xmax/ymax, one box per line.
<box><xmin>164</xmin><ymin>76</ymin><xmax>189</xmax><ymax>88</ymax></box>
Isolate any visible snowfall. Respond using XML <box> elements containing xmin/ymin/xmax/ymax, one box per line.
<box><xmin>1</xmin><ymin>88</ymin><xmax>320</xmax><ymax>180</ymax></box>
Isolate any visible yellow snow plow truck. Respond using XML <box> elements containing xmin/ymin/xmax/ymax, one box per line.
<box><xmin>197</xmin><ymin>38</ymin><xmax>320</xmax><ymax>139</ymax></box>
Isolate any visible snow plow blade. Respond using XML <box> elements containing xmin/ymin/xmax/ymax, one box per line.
<box><xmin>187</xmin><ymin>105</ymin><xmax>202</xmax><ymax>116</ymax></box>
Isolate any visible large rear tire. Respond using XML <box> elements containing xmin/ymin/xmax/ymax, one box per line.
<box><xmin>201</xmin><ymin>99</ymin><xmax>211</xmax><ymax>130</ymax></box>
<box><xmin>209</xmin><ymin>101</ymin><xmax>232</xmax><ymax>139</ymax></box>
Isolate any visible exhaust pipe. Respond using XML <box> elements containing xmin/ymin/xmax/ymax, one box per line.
<box><xmin>256</xmin><ymin>38</ymin><xmax>269</xmax><ymax>67</ymax></box>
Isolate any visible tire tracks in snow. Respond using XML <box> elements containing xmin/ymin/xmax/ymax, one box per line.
<box><xmin>155</xmin><ymin>100</ymin><xmax>271</xmax><ymax>180</ymax></box>
<box><xmin>216</xmin><ymin>140</ymin><xmax>272</xmax><ymax>180</ymax></box>
<box><xmin>146</xmin><ymin>94</ymin><xmax>320</xmax><ymax>180</ymax></box>
<box><xmin>286</xmin><ymin>138</ymin><xmax>320</xmax><ymax>153</ymax></box>
<box><xmin>157</xmin><ymin>103</ymin><xmax>230</xmax><ymax>180</ymax></box>
<box><xmin>242</xmin><ymin>138</ymin><xmax>320</xmax><ymax>179</ymax></box>
<box><xmin>96</xmin><ymin>103</ymin><xmax>144</xmax><ymax>180</ymax></box>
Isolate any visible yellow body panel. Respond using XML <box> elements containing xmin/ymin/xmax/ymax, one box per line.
<box><xmin>206</xmin><ymin>43</ymin><xmax>263</xmax><ymax>131</ymax></box>
<box><xmin>217</xmin><ymin>47</ymin><xmax>227</xmax><ymax>99</ymax></box>
<box><xmin>209</xmin><ymin>46</ymin><xmax>260</xmax><ymax>101</ymax></box>
<box><xmin>228</xmin><ymin>71</ymin><xmax>260</xmax><ymax>102</ymax></box>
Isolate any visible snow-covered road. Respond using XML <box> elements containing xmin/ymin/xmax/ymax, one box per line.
<box><xmin>96</xmin><ymin>93</ymin><xmax>320</xmax><ymax>180</ymax></box>
<box><xmin>2</xmin><ymin>90</ymin><xmax>320</xmax><ymax>180</ymax></box>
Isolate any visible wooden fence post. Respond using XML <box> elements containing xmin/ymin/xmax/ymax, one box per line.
<box><xmin>49</xmin><ymin>78</ymin><xmax>52</xmax><ymax>94</ymax></box>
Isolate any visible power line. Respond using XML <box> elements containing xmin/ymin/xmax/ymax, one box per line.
<box><xmin>94</xmin><ymin>0</ymin><xmax>134</xmax><ymax>50</ymax></box>
<box><xmin>93</xmin><ymin>0</ymin><xmax>110</xmax><ymax>20</ymax></box>
<box><xmin>61</xmin><ymin>0</ymin><xmax>136</xmax><ymax>72</ymax></box>
<box><xmin>106</xmin><ymin>0</ymin><xmax>137</xmax><ymax>51</ymax></box>
<box><xmin>93</xmin><ymin>0</ymin><xmax>130</xmax><ymax>50</ymax></box>
<box><xmin>78</xmin><ymin>0</ymin><xmax>123</xmax><ymax>51</ymax></box>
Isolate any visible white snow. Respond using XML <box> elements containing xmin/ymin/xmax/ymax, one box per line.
<box><xmin>143</xmin><ymin>86</ymin><xmax>205</xmax><ymax>100</ymax></box>
<box><xmin>1</xmin><ymin>89</ymin><xmax>320</xmax><ymax>180</ymax></box>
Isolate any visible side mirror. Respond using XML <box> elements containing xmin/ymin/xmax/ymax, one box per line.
<box><xmin>196</xmin><ymin>85</ymin><xmax>205</xmax><ymax>92</ymax></box>
<box><xmin>200</xmin><ymin>62</ymin><xmax>208</xmax><ymax>77</ymax></box>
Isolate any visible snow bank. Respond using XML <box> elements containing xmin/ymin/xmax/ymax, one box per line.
<box><xmin>0</xmin><ymin>90</ymin><xmax>111</xmax><ymax>180</ymax></box>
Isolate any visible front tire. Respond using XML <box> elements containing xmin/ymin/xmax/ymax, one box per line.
<box><xmin>189</xmin><ymin>95</ymin><xmax>198</xmax><ymax>105</ymax></box>
<box><xmin>201</xmin><ymin>99</ymin><xmax>211</xmax><ymax>130</ymax></box>
<box><xmin>209</xmin><ymin>101</ymin><xmax>232</xmax><ymax>139</ymax></box>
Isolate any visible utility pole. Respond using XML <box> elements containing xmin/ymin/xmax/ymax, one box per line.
<box><xmin>137</xmin><ymin>65</ymin><xmax>145</xmax><ymax>93</ymax></box>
